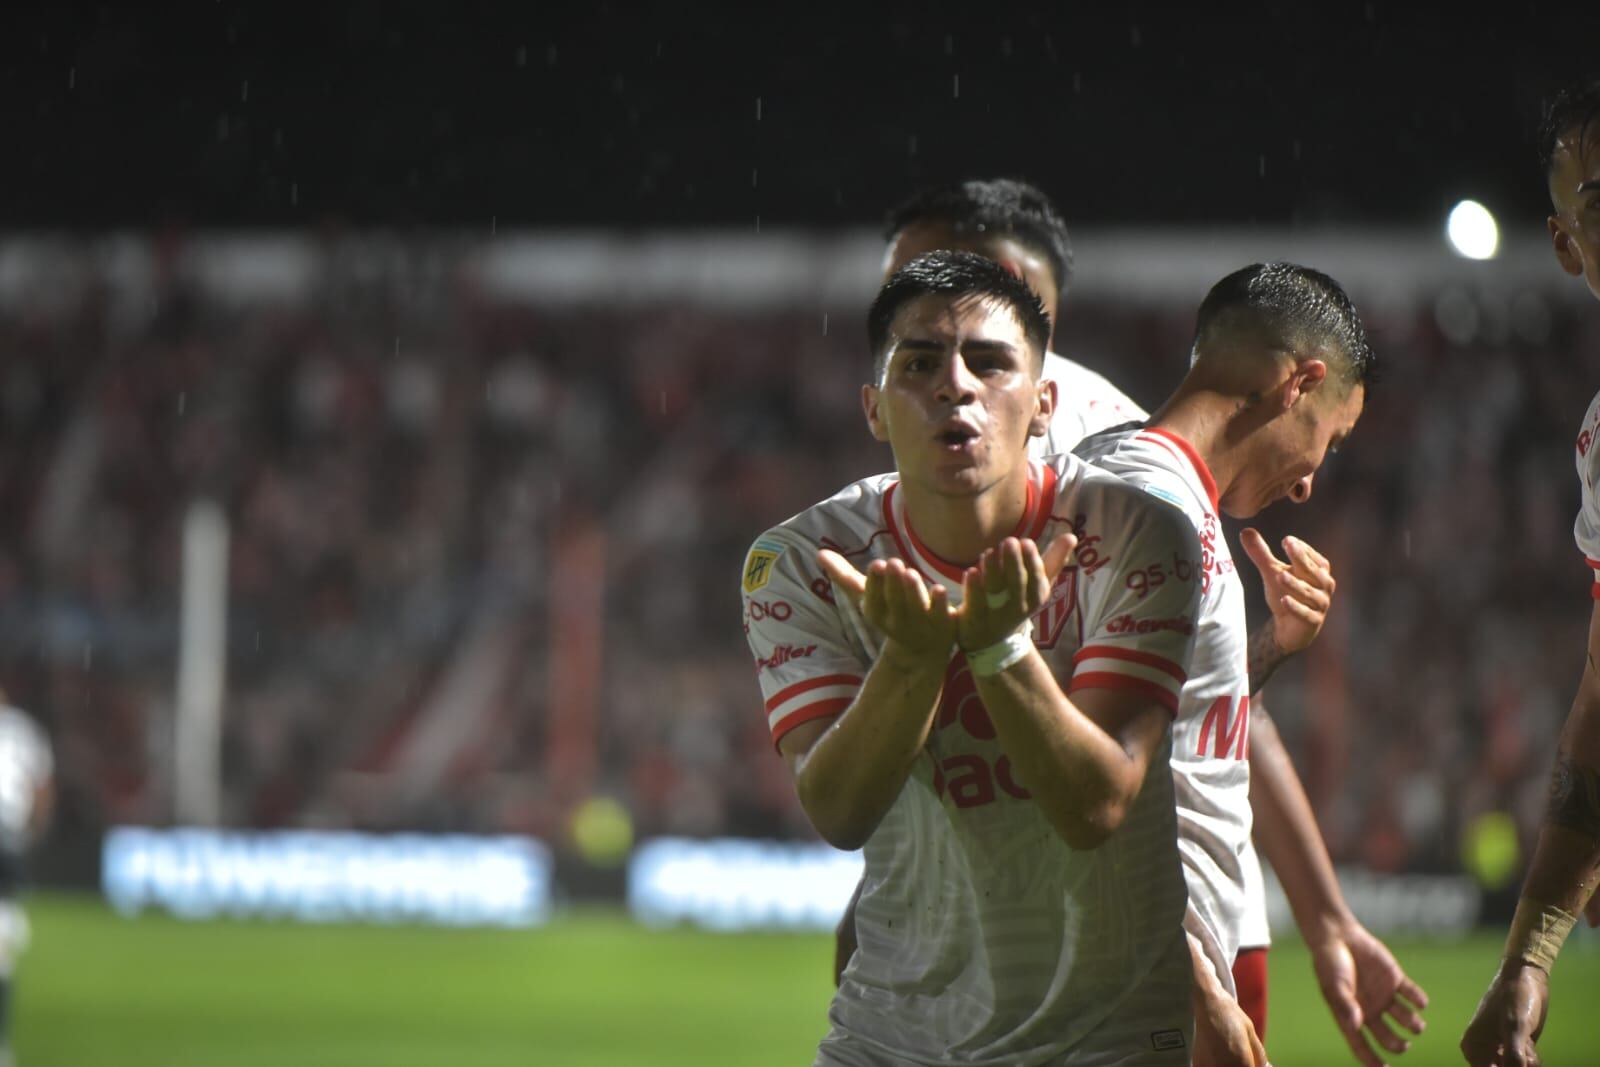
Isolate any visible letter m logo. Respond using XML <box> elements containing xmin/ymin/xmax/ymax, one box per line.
<box><xmin>1196</xmin><ymin>694</ymin><xmax>1249</xmax><ymax>760</ymax></box>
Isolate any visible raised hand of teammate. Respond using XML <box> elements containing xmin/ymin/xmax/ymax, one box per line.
<box><xmin>1461</xmin><ymin>962</ymin><xmax>1548</xmax><ymax>1067</ymax></box>
<box><xmin>1309</xmin><ymin>918</ymin><xmax>1429</xmax><ymax>1066</ymax></box>
<box><xmin>1240</xmin><ymin>529</ymin><xmax>1335</xmax><ymax>655</ymax></box>
<box><xmin>957</xmin><ymin>533</ymin><xmax>1077</xmax><ymax>653</ymax></box>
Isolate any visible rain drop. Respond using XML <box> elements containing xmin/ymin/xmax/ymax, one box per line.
<box><xmin>822</xmin><ymin>313</ymin><xmax>829</xmax><ymax>336</ymax></box>
<box><xmin>178</xmin><ymin>392</ymin><xmax>187</xmax><ymax>416</ymax></box>
<box><xmin>756</xmin><ymin>96</ymin><xmax>762</xmax><ymax>121</ymax></box>
<box><xmin>659</xmin><ymin>390</ymin><xmax>667</xmax><ymax>415</ymax></box>
<box><xmin>953</xmin><ymin>73</ymin><xmax>960</xmax><ymax>99</ymax></box>
<box><xmin>517</xmin><ymin>45</ymin><xmax>526</xmax><ymax>67</ymax></box>
<box><xmin>547</xmin><ymin>44</ymin><xmax>558</xmax><ymax>66</ymax></box>
<box><xmin>908</xmin><ymin>134</ymin><xmax>918</xmax><ymax>156</ymax></box>
<box><xmin>1131</xmin><ymin>24</ymin><xmax>1142</xmax><ymax>47</ymax></box>
<box><xmin>1259</xmin><ymin>155</ymin><xmax>1266</xmax><ymax>177</ymax></box>
<box><xmin>68</xmin><ymin>67</ymin><xmax>75</xmax><ymax>90</ymax></box>
<box><xmin>1073</xmin><ymin>72</ymin><xmax>1081</xmax><ymax>93</ymax></box>
<box><xmin>241</xmin><ymin>80</ymin><xmax>249</xmax><ymax>102</ymax></box>
<box><xmin>752</xmin><ymin>168</ymin><xmax>758</xmax><ymax>189</ymax></box>
<box><xmin>291</xmin><ymin>182</ymin><xmax>299</xmax><ymax>206</ymax></box>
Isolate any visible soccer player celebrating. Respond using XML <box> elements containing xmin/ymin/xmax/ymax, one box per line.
<box><xmin>1076</xmin><ymin>263</ymin><xmax>1425</xmax><ymax>1066</ymax></box>
<box><xmin>1462</xmin><ymin>77</ymin><xmax>1600</xmax><ymax>1067</ymax></box>
<box><xmin>744</xmin><ymin>250</ymin><xmax>1204</xmax><ymax>1063</ymax></box>
<box><xmin>842</xmin><ymin>179</ymin><xmax>1428</xmax><ymax>1065</ymax></box>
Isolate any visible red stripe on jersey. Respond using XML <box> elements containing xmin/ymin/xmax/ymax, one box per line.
<box><xmin>771</xmin><ymin>698</ymin><xmax>853</xmax><ymax>748</ymax></box>
<box><xmin>1591</xmin><ymin>581</ymin><xmax>1600</xmax><ymax>600</ymax></box>
<box><xmin>1068</xmin><ymin>673</ymin><xmax>1180</xmax><ymax>718</ymax></box>
<box><xmin>1073</xmin><ymin>644</ymin><xmax>1187</xmax><ymax>683</ymax></box>
<box><xmin>1140</xmin><ymin>428</ymin><xmax>1219</xmax><ymax>513</ymax></box>
<box><xmin>1025</xmin><ymin>462</ymin><xmax>1057</xmax><ymax>542</ymax></box>
<box><xmin>765</xmin><ymin>673</ymin><xmax>862</xmax><ymax>712</ymax></box>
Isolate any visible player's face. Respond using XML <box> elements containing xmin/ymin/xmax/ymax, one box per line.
<box><xmin>1548</xmin><ymin>122</ymin><xmax>1600</xmax><ymax>302</ymax></box>
<box><xmin>1226</xmin><ymin>378</ymin><xmax>1364</xmax><ymax>519</ymax></box>
<box><xmin>864</xmin><ymin>294</ymin><xmax>1053</xmax><ymax>498</ymax></box>
<box><xmin>884</xmin><ymin>223</ymin><xmax>1060</xmax><ymax>340</ymax></box>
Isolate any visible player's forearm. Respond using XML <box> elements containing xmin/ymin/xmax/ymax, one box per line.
<box><xmin>1518</xmin><ymin>646</ymin><xmax>1600</xmax><ymax>913</ymax></box>
<box><xmin>973</xmin><ymin>652</ymin><xmax>1147</xmax><ymax>849</ymax></box>
<box><xmin>1245</xmin><ymin>620</ymin><xmax>1287</xmax><ymax>695</ymax></box>
<box><xmin>793</xmin><ymin>648</ymin><xmax>947</xmax><ymax>850</ymax></box>
<box><xmin>1248</xmin><ymin>701</ymin><xmax>1352</xmax><ymax>942</ymax></box>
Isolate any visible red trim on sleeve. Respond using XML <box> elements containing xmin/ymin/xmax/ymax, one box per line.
<box><xmin>1072</xmin><ymin>644</ymin><xmax>1188</xmax><ymax>683</ymax></box>
<box><xmin>764</xmin><ymin>674</ymin><xmax>862</xmax><ymax>712</ymax></box>
<box><xmin>771</xmin><ymin>698</ymin><xmax>853</xmax><ymax>749</ymax></box>
<box><xmin>1068</xmin><ymin>673</ymin><xmax>1181</xmax><ymax>718</ymax></box>
<box><xmin>1141</xmin><ymin>428</ymin><xmax>1219</xmax><ymax>512</ymax></box>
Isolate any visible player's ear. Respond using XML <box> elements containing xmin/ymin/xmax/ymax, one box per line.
<box><xmin>1287</xmin><ymin>358</ymin><xmax>1327</xmax><ymax>407</ymax></box>
<box><xmin>1029</xmin><ymin>375</ymin><xmax>1057</xmax><ymax>438</ymax></box>
<box><xmin>863</xmin><ymin>383</ymin><xmax>890</xmax><ymax>442</ymax></box>
<box><xmin>1552</xmin><ymin>215</ymin><xmax>1586</xmax><ymax>277</ymax></box>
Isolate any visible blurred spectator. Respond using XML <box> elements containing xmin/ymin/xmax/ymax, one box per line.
<box><xmin>0</xmin><ymin>234</ymin><xmax>1593</xmax><ymax>889</ymax></box>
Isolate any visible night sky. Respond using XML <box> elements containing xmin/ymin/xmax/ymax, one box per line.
<box><xmin>3</xmin><ymin>2</ymin><xmax>1596</xmax><ymax>231</ymax></box>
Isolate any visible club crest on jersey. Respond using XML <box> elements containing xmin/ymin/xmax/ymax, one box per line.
<box><xmin>743</xmin><ymin>537</ymin><xmax>785</xmax><ymax>593</ymax></box>
<box><xmin>1031</xmin><ymin>567</ymin><xmax>1078</xmax><ymax>649</ymax></box>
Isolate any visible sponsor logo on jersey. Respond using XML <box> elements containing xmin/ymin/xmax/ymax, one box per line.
<box><xmin>1150</xmin><ymin>1029</ymin><xmax>1187</xmax><ymax>1051</ymax></box>
<box><xmin>744</xmin><ymin>599</ymin><xmax>792</xmax><ymax>622</ymax></box>
<box><xmin>743</xmin><ymin>537</ymin><xmax>785</xmax><ymax>593</ymax></box>
<box><xmin>757</xmin><ymin>644</ymin><xmax>817</xmax><ymax>671</ymax></box>
<box><xmin>1105</xmin><ymin>613</ymin><xmax>1194</xmax><ymax>636</ymax></box>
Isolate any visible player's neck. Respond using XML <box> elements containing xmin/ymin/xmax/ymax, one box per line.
<box><xmin>899</xmin><ymin>468</ymin><xmax>1032</xmax><ymax>568</ymax></box>
<box><xmin>1146</xmin><ymin>391</ymin><xmax>1241</xmax><ymax>499</ymax></box>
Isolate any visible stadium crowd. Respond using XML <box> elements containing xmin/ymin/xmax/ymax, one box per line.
<box><xmin>1</xmin><ymin>236</ymin><xmax>1596</xmax><ymax>890</ymax></box>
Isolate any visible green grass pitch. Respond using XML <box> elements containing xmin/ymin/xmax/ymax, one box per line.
<box><xmin>14</xmin><ymin>893</ymin><xmax>1600</xmax><ymax>1065</ymax></box>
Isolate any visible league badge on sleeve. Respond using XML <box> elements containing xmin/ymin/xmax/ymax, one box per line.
<box><xmin>743</xmin><ymin>537</ymin><xmax>786</xmax><ymax>594</ymax></box>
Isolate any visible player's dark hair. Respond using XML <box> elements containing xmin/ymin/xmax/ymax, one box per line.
<box><xmin>884</xmin><ymin>178</ymin><xmax>1074</xmax><ymax>305</ymax></box>
<box><xmin>1193</xmin><ymin>263</ymin><xmax>1375</xmax><ymax>391</ymax></box>
<box><xmin>1539</xmin><ymin>79</ymin><xmax>1600</xmax><ymax>178</ymax></box>
<box><xmin>867</xmin><ymin>251</ymin><xmax>1052</xmax><ymax>375</ymax></box>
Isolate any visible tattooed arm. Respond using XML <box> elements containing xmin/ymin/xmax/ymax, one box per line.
<box><xmin>1463</xmin><ymin>602</ymin><xmax>1600</xmax><ymax>1065</ymax></box>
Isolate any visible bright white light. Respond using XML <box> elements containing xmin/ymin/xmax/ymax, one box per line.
<box><xmin>1447</xmin><ymin>200</ymin><xmax>1499</xmax><ymax>260</ymax></box>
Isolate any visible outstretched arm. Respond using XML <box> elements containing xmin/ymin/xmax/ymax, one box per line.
<box><xmin>1250</xmin><ymin>699</ymin><xmax>1427</xmax><ymax>1065</ymax></box>
<box><xmin>779</xmin><ymin>554</ymin><xmax>956</xmax><ymax>851</ymax></box>
<box><xmin>961</xmin><ymin>537</ymin><xmax>1173</xmax><ymax>850</ymax></box>
<box><xmin>1463</xmin><ymin>601</ymin><xmax>1600</xmax><ymax>1066</ymax></box>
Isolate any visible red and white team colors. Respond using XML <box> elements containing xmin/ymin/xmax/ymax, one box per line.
<box><xmin>1075</xmin><ymin>426</ymin><xmax>1264</xmax><ymax>990</ymax></box>
<box><xmin>1574</xmin><ymin>388</ymin><xmax>1600</xmax><ymax>597</ymax></box>
<box><xmin>743</xmin><ymin>454</ymin><xmax>1203</xmax><ymax>1066</ymax></box>
<box><xmin>1035</xmin><ymin>351</ymin><xmax>1146</xmax><ymax>459</ymax></box>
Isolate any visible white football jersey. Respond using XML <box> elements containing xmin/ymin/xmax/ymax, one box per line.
<box><xmin>0</xmin><ymin>705</ymin><xmax>51</xmax><ymax>853</ymax></box>
<box><xmin>1573</xmin><ymin>388</ymin><xmax>1600</xmax><ymax>593</ymax></box>
<box><xmin>1034</xmin><ymin>350</ymin><xmax>1147</xmax><ymax>460</ymax></box>
<box><xmin>743</xmin><ymin>454</ymin><xmax>1202</xmax><ymax>1065</ymax></box>
<box><xmin>1075</xmin><ymin>426</ymin><xmax>1262</xmax><ymax>981</ymax></box>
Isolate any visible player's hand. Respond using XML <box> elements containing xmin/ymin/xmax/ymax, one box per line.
<box><xmin>1191</xmin><ymin>979</ymin><xmax>1270</xmax><ymax>1067</ymax></box>
<box><xmin>1460</xmin><ymin>961</ymin><xmax>1548</xmax><ymax>1066</ymax></box>
<box><xmin>957</xmin><ymin>533</ymin><xmax>1076</xmax><ymax>652</ymax></box>
<box><xmin>1240</xmin><ymin>528</ymin><xmax>1334</xmax><ymax>656</ymax></box>
<box><xmin>1307</xmin><ymin>917</ymin><xmax>1428</xmax><ymax>1065</ymax></box>
<box><xmin>818</xmin><ymin>550</ymin><xmax>956</xmax><ymax>663</ymax></box>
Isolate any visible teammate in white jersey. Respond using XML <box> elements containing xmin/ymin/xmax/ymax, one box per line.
<box><xmin>840</xmin><ymin>179</ymin><xmax>1428</xmax><ymax>1066</ymax></box>
<box><xmin>1464</xmin><ymin>78</ymin><xmax>1600</xmax><ymax>1067</ymax></box>
<box><xmin>744</xmin><ymin>250</ymin><xmax>1205</xmax><ymax>1064</ymax></box>
<box><xmin>1078</xmin><ymin>263</ymin><xmax>1426</xmax><ymax>1066</ymax></box>
<box><xmin>0</xmin><ymin>691</ymin><xmax>52</xmax><ymax>1065</ymax></box>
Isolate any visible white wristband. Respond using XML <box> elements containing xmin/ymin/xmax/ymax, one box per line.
<box><xmin>966</xmin><ymin>621</ymin><xmax>1034</xmax><ymax>677</ymax></box>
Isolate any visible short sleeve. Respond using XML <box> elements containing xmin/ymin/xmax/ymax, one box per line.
<box><xmin>1575</xmin><ymin>395</ymin><xmax>1600</xmax><ymax>597</ymax></box>
<box><xmin>1065</xmin><ymin>486</ymin><xmax>1204</xmax><ymax>717</ymax></box>
<box><xmin>741</xmin><ymin>529</ymin><xmax>868</xmax><ymax>747</ymax></box>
